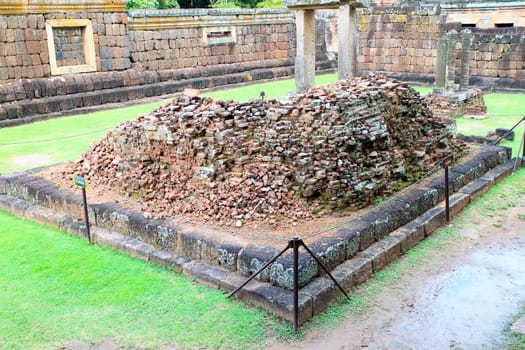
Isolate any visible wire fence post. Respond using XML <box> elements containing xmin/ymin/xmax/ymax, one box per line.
<box><xmin>292</xmin><ymin>236</ymin><xmax>300</xmax><ymax>332</ymax></box>
<box><xmin>442</xmin><ymin>153</ymin><xmax>453</xmax><ymax>225</ymax></box>
<box><xmin>522</xmin><ymin>127</ymin><xmax>525</xmax><ymax>166</ymax></box>
<box><xmin>73</xmin><ymin>176</ymin><xmax>91</xmax><ymax>244</ymax></box>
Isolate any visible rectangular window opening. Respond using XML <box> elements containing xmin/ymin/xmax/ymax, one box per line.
<box><xmin>53</xmin><ymin>26</ymin><xmax>87</xmax><ymax>67</ymax></box>
<box><xmin>207</xmin><ymin>31</ymin><xmax>232</xmax><ymax>39</ymax></box>
<box><xmin>203</xmin><ymin>26</ymin><xmax>236</xmax><ymax>46</ymax></box>
<box><xmin>495</xmin><ymin>23</ymin><xmax>514</xmax><ymax>28</ymax></box>
<box><xmin>461</xmin><ymin>23</ymin><xmax>476</xmax><ymax>28</ymax></box>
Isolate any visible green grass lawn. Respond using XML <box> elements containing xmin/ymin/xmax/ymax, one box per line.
<box><xmin>0</xmin><ymin>100</ymin><xmax>167</xmax><ymax>174</ymax></box>
<box><xmin>456</xmin><ymin>93</ymin><xmax>525</xmax><ymax>157</ymax></box>
<box><xmin>1</xmin><ymin>168</ymin><xmax>522</xmax><ymax>349</ymax></box>
<box><xmin>0</xmin><ymin>210</ymin><xmax>287</xmax><ymax>349</ymax></box>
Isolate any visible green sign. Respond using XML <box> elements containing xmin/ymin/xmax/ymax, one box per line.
<box><xmin>73</xmin><ymin>176</ymin><xmax>87</xmax><ymax>189</ymax></box>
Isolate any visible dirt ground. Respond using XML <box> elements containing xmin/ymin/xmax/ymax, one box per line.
<box><xmin>63</xmin><ymin>198</ymin><xmax>525</xmax><ymax>350</ymax></box>
<box><xmin>269</xmin><ymin>199</ymin><xmax>525</xmax><ymax>349</ymax></box>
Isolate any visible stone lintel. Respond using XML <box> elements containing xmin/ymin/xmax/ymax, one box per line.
<box><xmin>0</xmin><ymin>0</ymin><xmax>127</xmax><ymax>15</ymax></box>
<box><xmin>286</xmin><ymin>0</ymin><xmax>364</xmax><ymax>10</ymax></box>
<box><xmin>128</xmin><ymin>11</ymin><xmax>290</xmax><ymax>31</ymax></box>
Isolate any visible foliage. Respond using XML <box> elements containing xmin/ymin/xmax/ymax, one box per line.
<box><xmin>0</xmin><ymin>210</ymin><xmax>286</xmax><ymax>349</ymax></box>
<box><xmin>256</xmin><ymin>0</ymin><xmax>282</xmax><ymax>8</ymax></box>
<box><xmin>126</xmin><ymin>0</ymin><xmax>179</xmax><ymax>9</ymax></box>
<box><xmin>210</xmin><ymin>0</ymin><xmax>240</xmax><ymax>8</ymax></box>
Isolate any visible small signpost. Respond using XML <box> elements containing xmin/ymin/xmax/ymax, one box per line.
<box><xmin>73</xmin><ymin>176</ymin><xmax>91</xmax><ymax>244</ymax></box>
<box><xmin>442</xmin><ymin>153</ymin><xmax>453</xmax><ymax>225</ymax></box>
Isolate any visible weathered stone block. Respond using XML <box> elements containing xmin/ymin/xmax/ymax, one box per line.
<box><xmin>237</xmin><ymin>245</ymin><xmax>280</xmax><ymax>282</ymax></box>
<box><xmin>340</xmin><ymin>217</ymin><xmax>375</xmax><ymax>252</ymax></box>
<box><xmin>330</xmin><ymin>257</ymin><xmax>373</xmax><ymax>287</ymax></box>
<box><xmin>270</xmin><ymin>249</ymin><xmax>318</xmax><ymax>290</ymax></box>
<box><xmin>182</xmin><ymin>261</ymin><xmax>229</xmax><ymax>289</ymax></box>
<box><xmin>0</xmin><ymin>194</ymin><xmax>32</xmax><ymax>217</ymax></box>
<box><xmin>309</xmin><ymin>236</ymin><xmax>346</xmax><ymax>272</ymax></box>
<box><xmin>242</xmin><ymin>283</ymin><xmax>312</xmax><ymax>325</ymax></box>
<box><xmin>415</xmin><ymin>206</ymin><xmax>445</xmax><ymax>237</ymax></box>
<box><xmin>177</xmin><ymin>230</ymin><xmax>206</xmax><ymax>260</ymax></box>
<box><xmin>300</xmin><ymin>275</ymin><xmax>340</xmax><ymax>316</ymax></box>
<box><xmin>149</xmin><ymin>250</ymin><xmax>188</xmax><ymax>273</ymax></box>
<box><xmin>389</xmin><ymin>220</ymin><xmax>425</xmax><ymax>253</ymax></box>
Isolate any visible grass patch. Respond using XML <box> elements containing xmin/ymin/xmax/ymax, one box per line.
<box><xmin>204</xmin><ymin>73</ymin><xmax>339</xmax><ymax>101</ymax></box>
<box><xmin>456</xmin><ymin>93</ymin><xmax>525</xmax><ymax>157</ymax></box>
<box><xmin>0</xmin><ymin>100</ymin><xmax>167</xmax><ymax>174</ymax></box>
<box><xmin>501</xmin><ymin>305</ymin><xmax>525</xmax><ymax>350</ymax></box>
<box><xmin>204</xmin><ymin>73</ymin><xmax>433</xmax><ymax>102</ymax></box>
<box><xmin>0</xmin><ymin>210</ymin><xmax>289</xmax><ymax>349</ymax></box>
<box><xmin>1</xmin><ymin>75</ymin><xmax>522</xmax><ymax>174</ymax></box>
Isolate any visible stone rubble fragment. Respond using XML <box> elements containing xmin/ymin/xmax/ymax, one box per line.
<box><xmin>59</xmin><ymin>75</ymin><xmax>464</xmax><ymax>226</ymax></box>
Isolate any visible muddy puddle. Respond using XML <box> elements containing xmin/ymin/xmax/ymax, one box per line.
<box><xmin>275</xmin><ymin>223</ymin><xmax>525</xmax><ymax>350</ymax></box>
<box><xmin>382</xmin><ymin>242</ymin><xmax>525</xmax><ymax>349</ymax></box>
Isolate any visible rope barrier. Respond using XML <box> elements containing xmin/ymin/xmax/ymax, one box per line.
<box><xmin>0</xmin><ymin>127</ymin><xmax>113</xmax><ymax>146</ymax></box>
<box><xmin>177</xmin><ymin>217</ymin><xmax>289</xmax><ymax>242</ymax></box>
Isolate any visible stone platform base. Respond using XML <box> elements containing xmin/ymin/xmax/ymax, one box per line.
<box><xmin>0</xmin><ymin>145</ymin><xmax>516</xmax><ymax>325</ymax></box>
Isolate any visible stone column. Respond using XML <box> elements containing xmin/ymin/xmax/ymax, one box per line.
<box><xmin>446</xmin><ymin>30</ymin><xmax>458</xmax><ymax>89</ymax></box>
<box><xmin>435</xmin><ymin>36</ymin><xmax>448</xmax><ymax>91</ymax></box>
<box><xmin>295</xmin><ymin>9</ymin><xmax>316</xmax><ymax>92</ymax></box>
<box><xmin>338</xmin><ymin>4</ymin><xmax>357</xmax><ymax>80</ymax></box>
<box><xmin>460</xmin><ymin>29</ymin><xmax>472</xmax><ymax>90</ymax></box>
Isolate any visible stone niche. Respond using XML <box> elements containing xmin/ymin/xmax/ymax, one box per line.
<box><xmin>46</xmin><ymin>19</ymin><xmax>97</xmax><ymax>75</ymax></box>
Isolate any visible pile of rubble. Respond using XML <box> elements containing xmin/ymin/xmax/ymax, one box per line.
<box><xmin>59</xmin><ymin>75</ymin><xmax>464</xmax><ymax>226</ymax></box>
<box><xmin>425</xmin><ymin>88</ymin><xmax>487</xmax><ymax>118</ymax></box>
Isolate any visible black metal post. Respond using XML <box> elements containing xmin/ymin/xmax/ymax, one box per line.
<box><xmin>81</xmin><ymin>187</ymin><xmax>91</xmax><ymax>244</ymax></box>
<box><xmin>227</xmin><ymin>241</ymin><xmax>292</xmax><ymax>298</ymax></box>
<box><xmin>444</xmin><ymin>163</ymin><xmax>450</xmax><ymax>225</ymax></box>
<box><xmin>522</xmin><ymin>128</ymin><xmax>525</xmax><ymax>166</ymax></box>
<box><xmin>228</xmin><ymin>237</ymin><xmax>352</xmax><ymax>332</ymax></box>
<box><xmin>292</xmin><ymin>237</ymin><xmax>300</xmax><ymax>332</ymax></box>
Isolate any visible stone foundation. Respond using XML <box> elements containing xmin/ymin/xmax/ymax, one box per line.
<box><xmin>0</xmin><ymin>144</ymin><xmax>513</xmax><ymax>324</ymax></box>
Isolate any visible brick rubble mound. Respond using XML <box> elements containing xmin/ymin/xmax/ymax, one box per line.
<box><xmin>58</xmin><ymin>75</ymin><xmax>464</xmax><ymax>226</ymax></box>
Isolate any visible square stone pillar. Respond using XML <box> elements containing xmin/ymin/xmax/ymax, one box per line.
<box><xmin>435</xmin><ymin>36</ymin><xmax>448</xmax><ymax>91</ymax></box>
<box><xmin>460</xmin><ymin>29</ymin><xmax>472</xmax><ymax>90</ymax></box>
<box><xmin>338</xmin><ymin>4</ymin><xmax>357</xmax><ymax>80</ymax></box>
<box><xmin>295</xmin><ymin>9</ymin><xmax>316</xmax><ymax>92</ymax></box>
<box><xmin>446</xmin><ymin>30</ymin><xmax>458</xmax><ymax>89</ymax></box>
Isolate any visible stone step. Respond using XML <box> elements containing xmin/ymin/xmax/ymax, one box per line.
<box><xmin>0</xmin><ymin>157</ymin><xmax>518</xmax><ymax>325</ymax></box>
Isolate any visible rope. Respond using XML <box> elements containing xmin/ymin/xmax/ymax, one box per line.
<box><xmin>0</xmin><ymin>127</ymin><xmax>113</xmax><ymax>146</ymax></box>
<box><xmin>177</xmin><ymin>217</ymin><xmax>289</xmax><ymax>242</ymax></box>
<box><xmin>491</xmin><ymin>116</ymin><xmax>525</xmax><ymax>146</ymax></box>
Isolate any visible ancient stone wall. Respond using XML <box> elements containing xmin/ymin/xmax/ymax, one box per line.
<box><xmin>468</xmin><ymin>26</ymin><xmax>525</xmax><ymax>89</ymax></box>
<box><xmin>3</xmin><ymin>3</ymin><xmax>525</xmax><ymax>125</ymax></box>
<box><xmin>127</xmin><ymin>9</ymin><xmax>296</xmax><ymax>72</ymax></box>
<box><xmin>356</xmin><ymin>7</ymin><xmax>525</xmax><ymax>89</ymax></box>
<box><xmin>0</xmin><ymin>6</ymin><xmax>130</xmax><ymax>81</ymax></box>
<box><xmin>357</xmin><ymin>7</ymin><xmax>446</xmax><ymax>82</ymax></box>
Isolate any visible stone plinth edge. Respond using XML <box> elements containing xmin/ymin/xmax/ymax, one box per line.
<box><xmin>0</xmin><ymin>147</ymin><xmax>516</xmax><ymax>325</ymax></box>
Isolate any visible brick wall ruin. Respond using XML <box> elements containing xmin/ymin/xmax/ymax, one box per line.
<box><xmin>62</xmin><ymin>75</ymin><xmax>463</xmax><ymax>225</ymax></box>
<box><xmin>356</xmin><ymin>7</ymin><xmax>525</xmax><ymax>89</ymax></box>
<box><xmin>127</xmin><ymin>9</ymin><xmax>296</xmax><ymax>72</ymax></box>
<box><xmin>2</xmin><ymin>3</ymin><xmax>525</xmax><ymax>125</ymax></box>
